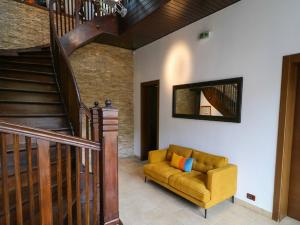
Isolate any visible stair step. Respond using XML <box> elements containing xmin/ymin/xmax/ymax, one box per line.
<box><xmin>0</xmin><ymin>59</ymin><xmax>52</xmax><ymax>67</ymax></box>
<box><xmin>0</xmin><ymin>90</ymin><xmax>60</xmax><ymax>102</ymax></box>
<box><xmin>0</xmin><ymin>103</ymin><xmax>65</xmax><ymax>114</ymax></box>
<box><xmin>0</xmin><ymin>113</ymin><xmax>66</xmax><ymax>117</ymax></box>
<box><xmin>0</xmin><ymin>55</ymin><xmax>52</xmax><ymax>64</ymax></box>
<box><xmin>0</xmin><ymin>79</ymin><xmax>58</xmax><ymax>92</ymax></box>
<box><xmin>0</xmin><ymin>77</ymin><xmax>55</xmax><ymax>84</ymax></box>
<box><xmin>0</xmin><ymin>117</ymin><xmax>70</xmax><ymax>130</ymax></box>
<box><xmin>0</xmin><ymin>68</ymin><xmax>55</xmax><ymax>76</ymax></box>
<box><xmin>54</xmin><ymin>129</ymin><xmax>73</xmax><ymax>135</ymax></box>
<box><xmin>18</xmin><ymin>50</ymin><xmax>51</xmax><ymax>56</ymax></box>
<box><xmin>0</xmin><ymin>100</ymin><xmax>62</xmax><ymax>104</ymax></box>
<box><xmin>0</xmin><ymin>70</ymin><xmax>55</xmax><ymax>82</ymax></box>
<box><xmin>0</xmin><ymin>62</ymin><xmax>53</xmax><ymax>73</ymax></box>
<box><xmin>0</xmin><ymin>88</ymin><xmax>58</xmax><ymax>94</ymax></box>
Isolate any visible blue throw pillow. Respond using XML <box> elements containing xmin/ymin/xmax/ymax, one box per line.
<box><xmin>183</xmin><ymin>158</ymin><xmax>193</xmax><ymax>172</ymax></box>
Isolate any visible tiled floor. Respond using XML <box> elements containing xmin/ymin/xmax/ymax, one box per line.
<box><xmin>119</xmin><ymin>157</ymin><xmax>300</xmax><ymax>225</ymax></box>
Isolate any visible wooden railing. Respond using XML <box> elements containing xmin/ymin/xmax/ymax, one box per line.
<box><xmin>214</xmin><ymin>84</ymin><xmax>237</xmax><ymax>115</ymax></box>
<box><xmin>203</xmin><ymin>84</ymin><xmax>237</xmax><ymax>117</ymax></box>
<box><xmin>0</xmin><ymin>101</ymin><xmax>121</xmax><ymax>225</ymax></box>
<box><xmin>50</xmin><ymin>0</ymin><xmax>117</xmax><ymax>37</ymax></box>
<box><xmin>47</xmin><ymin>1</ymin><xmax>122</xmax><ymax>224</ymax></box>
<box><xmin>49</xmin><ymin>0</ymin><xmax>119</xmax><ymax>135</ymax></box>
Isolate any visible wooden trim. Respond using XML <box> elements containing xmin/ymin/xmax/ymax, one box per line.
<box><xmin>140</xmin><ymin>80</ymin><xmax>160</xmax><ymax>161</ymax></box>
<box><xmin>273</xmin><ymin>54</ymin><xmax>300</xmax><ymax>221</ymax></box>
<box><xmin>0</xmin><ymin>121</ymin><xmax>100</xmax><ymax>150</ymax></box>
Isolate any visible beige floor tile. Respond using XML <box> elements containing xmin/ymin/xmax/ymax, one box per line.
<box><xmin>119</xmin><ymin>157</ymin><xmax>300</xmax><ymax>225</ymax></box>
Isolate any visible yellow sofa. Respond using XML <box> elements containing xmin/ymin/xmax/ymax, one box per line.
<box><xmin>144</xmin><ymin>144</ymin><xmax>237</xmax><ymax>218</ymax></box>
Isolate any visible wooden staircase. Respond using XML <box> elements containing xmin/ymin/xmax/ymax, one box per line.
<box><xmin>0</xmin><ymin>47</ymin><xmax>72</xmax><ymax>135</ymax></box>
<box><xmin>202</xmin><ymin>84</ymin><xmax>238</xmax><ymax>117</ymax></box>
<box><xmin>0</xmin><ymin>0</ymin><xmax>123</xmax><ymax>224</ymax></box>
<box><xmin>0</xmin><ymin>47</ymin><xmax>74</xmax><ymax>225</ymax></box>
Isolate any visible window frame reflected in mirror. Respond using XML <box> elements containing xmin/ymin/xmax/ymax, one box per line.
<box><xmin>172</xmin><ymin>77</ymin><xmax>243</xmax><ymax>123</ymax></box>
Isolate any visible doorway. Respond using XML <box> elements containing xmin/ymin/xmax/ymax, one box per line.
<box><xmin>141</xmin><ymin>80</ymin><xmax>159</xmax><ymax>161</ymax></box>
<box><xmin>273</xmin><ymin>54</ymin><xmax>300</xmax><ymax>221</ymax></box>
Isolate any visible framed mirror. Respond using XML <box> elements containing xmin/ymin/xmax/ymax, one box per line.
<box><xmin>172</xmin><ymin>77</ymin><xmax>243</xmax><ymax>123</ymax></box>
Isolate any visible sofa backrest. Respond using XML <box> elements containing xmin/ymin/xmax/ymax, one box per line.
<box><xmin>192</xmin><ymin>150</ymin><xmax>228</xmax><ymax>173</ymax></box>
<box><xmin>166</xmin><ymin>144</ymin><xmax>193</xmax><ymax>161</ymax></box>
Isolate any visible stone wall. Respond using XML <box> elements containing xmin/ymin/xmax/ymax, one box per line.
<box><xmin>70</xmin><ymin>43</ymin><xmax>134</xmax><ymax>157</ymax></box>
<box><xmin>0</xmin><ymin>0</ymin><xmax>50</xmax><ymax>49</ymax></box>
<box><xmin>175</xmin><ymin>89</ymin><xmax>196</xmax><ymax>115</ymax></box>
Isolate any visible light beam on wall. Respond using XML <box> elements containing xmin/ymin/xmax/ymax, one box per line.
<box><xmin>163</xmin><ymin>41</ymin><xmax>192</xmax><ymax>92</ymax></box>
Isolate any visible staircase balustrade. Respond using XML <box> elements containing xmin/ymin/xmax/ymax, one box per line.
<box><xmin>0</xmin><ymin>100</ymin><xmax>120</xmax><ymax>225</ymax></box>
<box><xmin>47</xmin><ymin>0</ymin><xmax>122</xmax><ymax>223</ymax></box>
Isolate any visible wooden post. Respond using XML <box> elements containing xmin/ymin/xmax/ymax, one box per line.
<box><xmin>37</xmin><ymin>139</ymin><xmax>53</xmax><ymax>225</ymax></box>
<box><xmin>90</xmin><ymin>101</ymin><xmax>101</xmax><ymax>225</ymax></box>
<box><xmin>91</xmin><ymin>102</ymin><xmax>100</xmax><ymax>143</ymax></box>
<box><xmin>99</xmin><ymin>100</ymin><xmax>120</xmax><ymax>225</ymax></box>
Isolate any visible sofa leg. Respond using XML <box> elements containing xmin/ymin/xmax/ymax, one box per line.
<box><xmin>144</xmin><ymin>177</ymin><xmax>147</xmax><ymax>183</ymax></box>
<box><xmin>204</xmin><ymin>209</ymin><xmax>207</xmax><ymax>219</ymax></box>
<box><xmin>232</xmin><ymin>196</ymin><xmax>235</xmax><ymax>204</ymax></box>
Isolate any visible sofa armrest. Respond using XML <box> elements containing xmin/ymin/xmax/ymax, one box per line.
<box><xmin>148</xmin><ymin>149</ymin><xmax>168</xmax><ymax>163</ymax></box>
<box><xmin>207</xmin><ymin>164</ymin><xmax>237</xmax><ymax>201</ymax></box>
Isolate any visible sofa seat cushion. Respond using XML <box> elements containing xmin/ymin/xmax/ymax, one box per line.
<box><xmin>166</xmin><ymin>144</ymin><xmax>194</xmax><ymax>161</ymax></box>
<box><xmin>169</xmin><ymin>170</ymin><xmax>210</xmax><ymax>203</ymax></box>
<box><xmin>144</xmin><ymin>161</ymin><xmax>182</xmax><ymax>184</ymax></box>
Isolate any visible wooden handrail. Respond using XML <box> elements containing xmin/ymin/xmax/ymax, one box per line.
<box><xmin>0</xmin><ymin>121</ymin><xmax>100</xmax><ymax>150</ymax></box>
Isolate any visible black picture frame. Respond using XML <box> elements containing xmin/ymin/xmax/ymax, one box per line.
<box><xmin>172</xmin><ymin>77</ymin><xmax>243</xmax><ymax>123</ymax></box>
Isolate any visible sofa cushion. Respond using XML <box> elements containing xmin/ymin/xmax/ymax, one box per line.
<box><xmin>192</xmin><ymin>150</ymin><xmax>228</xmax><ymax>173</ymax></box>
<box><xmin>169</xmin><ymin>170</ymin><xmax>210</xmax><ymax>203</ymax></box>
<box><xmin>170</xmin><ymin>153</ymin><xmax>193</xmax><ymax>172</ymax></box>
<box><xmin>166</xmin><ymin>144</ymin><xmax>194</xmax><ymax>161</ymax></box>
<box><xmin>144</xmin><ymin>161</ymin><xmax>182</xmax><ymax>184</ymax></box>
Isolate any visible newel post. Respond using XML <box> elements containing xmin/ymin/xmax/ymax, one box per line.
<box><xmin>100</xmin><ymin>100</ymin><xmax>120</xmax><ymax>225</ymax></box>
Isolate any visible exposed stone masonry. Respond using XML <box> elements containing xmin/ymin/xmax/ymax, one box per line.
<box><xmin>70</xmin><ymin>43</ymin><xmax>134</xmax><ymax>157</ymax></box>
<box><xmin>0</xmin><ymin>0</ymin><xmax>50</xmax><ymax>49</ymax></box>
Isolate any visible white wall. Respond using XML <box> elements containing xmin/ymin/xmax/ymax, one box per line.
<box><xmin>133</xmin><ymin>0</ymin><xmax>300</xmax><ymax>212</ymax></box>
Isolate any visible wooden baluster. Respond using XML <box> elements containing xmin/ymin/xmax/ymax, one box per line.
<box><xmin>63</xmin><ymin>0</ymin><xmax>67</xmax><ymax>34</ymax></box>
<box><xmin>55</xmin><ymin>0</ymin><xmax>59</xmax><ymax>34</ymax></box>
<box><xmin>59</xmin><ymin>0</ymin><xmax>63</xmax><ymax>36</ymax></box>
<box><xmin>85</xmin><ymin>148</ymin><xmax>90</xmax><ymax>225</ymax></box>
<box><xmin>67</xmin><ymin>0</ymin><xmax>71</xmax><ymax>31</ymax></box>
<box><xmin>1</xmin><ymin>133</ymin><xmax>10</xmax><ymax>225</ymax></box>
<box><xmin>99</xmin><ymin>100</ymin><xmax>120</xmax><ymax>225</ymax></box>
<box><xmin>66</xmin><ymin>145</ymin><xmax>73</xmax><ymax>225</ymax></box>
<box><xmin>13</xmin><ymin>134</ymin><xmax>23</xmax><ymax>225</ymax></box>
<box><xmin>91</xmin><ymin>102</ymin><xmax>100</xmax><ymax>225</ymax></box>
<box><xmin>71</xmin><ymin>0</ymin><xmax>74</xmax><ymax>29</ymax></box>
<box><xmin>56</xmin><ymin>143</ymin><xmax>64</xmax><ymax>225</ymax></box>
<box><xmin>90</xmin><ymin>0</ymin><xmax>92</xmax><ymax>20</ymax></box>
<box><xmin>86</xmin><ymin>0</ymin><xmax>89</xmax><ymax>21</ymax></box>
<box><xmin>37</xmin><ymin>139</ymin><xmax>53</xmax><ymax>225</ymax></box>
<box><xmin>26</xmin><ymin>137</ymin><xmax>35</xmax><ymax>225</ymax></box>
<box><xmin>75</xmin><ymin>0</ymin><xmax>80</xmax><ymax>26</ymax></box>
<box><xmin>92</xmin><ymin>151</ymin><xmax>99</xmax><ymax>225</ymax></box>
<box><xmin>76</xmin><ymin>148</ymin><xmax>82</xmax><ymax>225</ymax></box>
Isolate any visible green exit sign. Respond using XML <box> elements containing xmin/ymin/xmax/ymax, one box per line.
<box><xmin>199</xmin><ymin>31</ymin><xmax>211</xmax><ymax>40</ymax></box>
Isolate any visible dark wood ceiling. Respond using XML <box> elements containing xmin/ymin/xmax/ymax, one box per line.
<box><xmin>96</xmin><ymin>0</ymin><xmax>240</xmax><ymax>50</ymax></box>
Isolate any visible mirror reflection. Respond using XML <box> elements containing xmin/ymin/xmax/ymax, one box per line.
<box><xmin>173</xmin><ymin>78</ymin><xmax>242</xmax><ymax>122</ymax></box>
